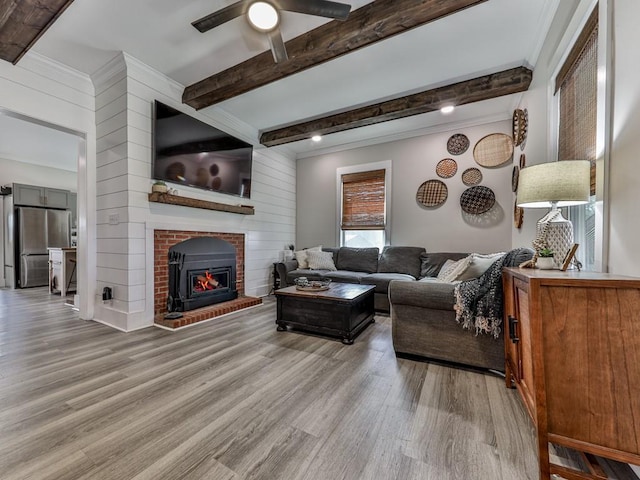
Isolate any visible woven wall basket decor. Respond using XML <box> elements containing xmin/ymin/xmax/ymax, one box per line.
<box><xmin>416</xmin><ymin>180</ymin><xmax>448</xmax><ymax>207</ymax></box>
<box><xmin>514</xmin><ymin>200</ymin><xmax>524</xmax><ymax>229</ymax></box>
<box><xmin>519</xmin><ymin>153</ymin><xmax>526</xmax><ymax>169</ymax></box>
<box><xmin>447</xmin><ymin>133</ymin><xmax>470</xmax><ymax>155</ymax></box>
<box><xmin>436</xmin><ymin>158</ymin><xmax>458</xmax><ymax>178</ymax></box>
<box><xmin>461</xmin><ymin>167</ymin><xmax>482</xmax><ymax>186</ymax></box>
<box><xmin>520</xmin><ymin>109</ymin><xmax>529</xmax><ymax>151</ymax></box>
<box><xmin>460</xmin><ymin>186</ymin><xmax>495</xmax><ymax>214</ymax></box>
<box><xmin>512</xmin><ymin>166</ymin><xmax>520</xmax><ymax>192</ymax></box>
<box><xmin>512</xmin><ymin>108</ymin><xmax>527</xmax><ymax>146</ymax></box>
<box><xmin>473</xmin><ymin>133</ymin><xmax>514</xmax><ymax>168</ymax></box>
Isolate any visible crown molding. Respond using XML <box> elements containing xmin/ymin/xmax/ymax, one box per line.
<box><xmin>21</xmin><ymin>50</ymin><xmax>93</xmax><ymax>95</ymax></box>
<box><xmin>91</xmin><ymin>52</ymin><xmax>127</xmax><ymax>90</ymax></box>
<box><xmin>527</xmin><ymin>0</ymin><xmax>561</xmax><ymax>68</ymax></box>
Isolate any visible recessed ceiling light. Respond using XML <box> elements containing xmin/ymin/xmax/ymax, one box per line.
<box><xmin>311</xmin><ymin>135</ymin><xmax>322</xmax><ymax>142</ymax></box>
<box><xmin>440</xmin><ymin>105</ymin><xmax>455</xmax><ymax>114</ymax></box>
<box><xmin>247</xmin><ymin>2</ymin><xmax>279</xmax><ymax>32</ymax></box>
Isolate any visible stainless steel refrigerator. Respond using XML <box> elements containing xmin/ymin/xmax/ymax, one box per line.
<box><xmin>6</xmin><ymin>205</ymin><xmax>71</xmax><ymax>288</ymax></box>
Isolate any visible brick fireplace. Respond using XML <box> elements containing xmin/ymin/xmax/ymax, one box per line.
<box><xmin>153</xmin><ymin>230</ymin><xmax>261</xmax><ymax>328</ymax></box>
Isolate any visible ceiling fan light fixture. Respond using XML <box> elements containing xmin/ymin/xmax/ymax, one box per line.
<box><xmin>247</xmin><ymin>1</ymin><xmax>280</xmax><ymax>32</ymax></box>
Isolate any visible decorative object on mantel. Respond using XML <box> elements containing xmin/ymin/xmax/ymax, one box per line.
<box><xmin>148</xmin><ymin>192</ymin><xmax>255</xmax><ymax>215</ymax></box>
<box><xmin>447</xmin><ymin>133</ymin><xmax>470</xmax><ymax>155</ymax></box>
<box><xmin>514</xmin><ymin>200</ymin><xmax>524</xmax><ymax>229</ymax></box>
<box><xmin>152</xmin><ymin>180</ymin><xmax>168</xmax><ymax>193</ymax></box>
<box><xmin>211</xmin><ymin>177</ymin><xmax>222</xmax><ymax>190</ymax></box>
<box><xmin>461</xmin><ymin>167</ymin><xmax>482</xmax><ymax>186</ymax></box>
<box><xmin>519</xmin><ymin>153</ymin><xmax>526</xmax><ymax>168</ymax></box>
<box><xmin>460</xmin><ymin>185</ymin><xmax>496</xmax><ymax>214</ymax></box>
<box><xmin>416</xmin><ymin>180</ymin><xmax>448</xmax><ymax>207</ymax></box>
<box><xmin>436</xmin><ymin>158</ymin><xmax>458</xmax><ymax>178</ymax></box>
<box><xmin>512</xmin><ymin>108</ymin><xmax>528</xmax><ymax>146</ymax></box>
<box><xmin>473</xmin><ymin>133</ymin><xmax>514</xmax><ymax>168</ymax></box>
<box><xmin>520</xmin><ymin>108</ymin><xmax>528</xmax><ymax>151</ymax></box>
<box><xmin>511</xmin><ymin>165</ymin><xmax>520</xmax><ymax>192</ymax></box>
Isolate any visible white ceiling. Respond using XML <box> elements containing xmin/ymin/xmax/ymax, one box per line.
<box><xmin>16</xmin><ymin>0</ymin><xmax>560</xmax><ymax>161</ymax></box>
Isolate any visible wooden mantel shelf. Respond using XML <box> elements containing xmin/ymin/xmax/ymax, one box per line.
<box><xmin>148</xmin><ymin>192</ymin><xmax>255</xmax><ymax>215</ymax></box>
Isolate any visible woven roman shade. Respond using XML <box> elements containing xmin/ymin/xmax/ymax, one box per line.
<box><xmin>341</xmin><ymin>169</ymin><xmax>386</xmax><ymax>230</ymax></box>
<box><xmin>556</xmin><ymin>7</ymin><xmax>598</xmax><ymax>195</ymax></box>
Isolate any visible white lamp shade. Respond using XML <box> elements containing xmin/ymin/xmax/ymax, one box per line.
<box><xmin>517</xmin><ymin>160</ymin><xmax>591</xmax><ymax>208</ymax></box>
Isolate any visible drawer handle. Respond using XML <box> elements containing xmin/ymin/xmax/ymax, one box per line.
<box><xmin>508</xmin><ymin>315</ymin><xmax>519</xmax><ymax>343</ymax></box>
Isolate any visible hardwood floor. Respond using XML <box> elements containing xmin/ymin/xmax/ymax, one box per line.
<box><xmin>0</xmin><ymin>287</ymin><xmax>637</xmax><ymax>480</ymax></box>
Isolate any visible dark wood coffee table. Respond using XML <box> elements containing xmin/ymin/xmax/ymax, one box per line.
<box><xmin>275</xmin><ymin>283</ymin><xmax>375</xmax><ymax>344</ymax></box>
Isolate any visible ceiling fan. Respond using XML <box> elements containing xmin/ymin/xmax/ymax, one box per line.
<box><xmin>192</xmin><ymin>0</ymin><xmax>352</xmax><ymax>63</ymax></box>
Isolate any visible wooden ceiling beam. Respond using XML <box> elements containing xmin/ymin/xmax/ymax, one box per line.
<box><xmin>183</xmin><ymin>0</ymin><xmax>489</xmax><ymax>110</ymax></box>
<box><xmin>259</xmin><ymin>66</ymin><xmax>533</xmax><ymax>147</ymax></box>
<box><xmin>0</xmin><ymin>0</ymin><xmax>75</xmax><ymax>64</ymax></box>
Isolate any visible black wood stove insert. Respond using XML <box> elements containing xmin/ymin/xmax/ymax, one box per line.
<box><xmin>166</xmin><ymin>237</ymin><xmax>238</xmax><ymax>314</ymax></box>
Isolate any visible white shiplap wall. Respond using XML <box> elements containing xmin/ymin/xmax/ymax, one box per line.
<box><xmin>91</xmin><ymin>53</ymin><xmax>295</xmax><ymax>331</ymax></box>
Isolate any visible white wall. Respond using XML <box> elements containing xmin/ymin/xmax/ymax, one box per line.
<box><xmin>0</xmin><ymin>52</ymin><xmax>97</xmax><ymax>320</ymax></box>
<box><xmin>510</xmin><ymin>0</ymin><xmax>582</xmax><ymax>251</ymax></box>
<box><xmin>0</xmin><ymin>157</ymin><xmax>77</xmax><ymax>191</ymax></box>
<box><xmin>297</xmin><ymin>120</ymin><xmax>514</xmax><ymax>254</ymax></box>
<box><xmin>91</xmin><ymin>53</ymin><xmax>295</xmax><ymax>331</ymax></box>
<box><xmin>608</xmin><ymin>0</ymin><xmax>640</xmax><ymax>277</ymax></box>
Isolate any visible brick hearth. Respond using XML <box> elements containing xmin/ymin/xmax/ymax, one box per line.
<box><xmin>153</xmin><ymin>229</ymin><xmax>261</xmax><ymax>328</ymax></box>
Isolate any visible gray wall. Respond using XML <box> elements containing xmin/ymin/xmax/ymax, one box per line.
<box><xmin>297</xmin><ymin>120</ymin><xmax>514</xmax><ymax>254</ymax></box>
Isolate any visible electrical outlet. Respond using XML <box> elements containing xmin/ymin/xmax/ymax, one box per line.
<box><xmin>108</xmin><ymin>214</ymin><xmax>119</xmax><ymax>225</ymax></box>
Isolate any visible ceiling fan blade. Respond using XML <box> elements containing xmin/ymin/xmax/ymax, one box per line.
<box><xmin>275</xmin><ymin>0</ymin><xmax>351</xmax><ymax>20</ymax></box>
<box><xmin>267</xmin><ymin>28</ymin><xmax>288</xmax><ymax>63</ymax></box>
<box><xmin>192</xmin><ymin>1</ymin><xmax>246</xmax><ymax>33</ymax></box>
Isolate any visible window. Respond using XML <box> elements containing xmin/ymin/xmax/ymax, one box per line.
<box><xmin>337</xmin><ymin>163</ymin><xmax>390</xmax><ymax>250</ymax></box>
<box><xmin>556</xmin><ymin>7</ymin><xmax>598</xmax><ymax>270</ymax></box>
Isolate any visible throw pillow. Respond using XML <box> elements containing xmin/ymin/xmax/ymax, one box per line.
<box><xmin>456</xmin><ymin>252</ymin><xmax>505</xmax><ymax>281</ymax></box>
<box><xmin>294</xmin><ymin>245</ymin><xmax>322</xmax><ymax>269</ymax></box>
<box><xmin>436</xmin><ymin>255</ymin><xmax>473</xmax><ymax>283</ymax></box>
<box><xmin>306</xmin><ymin>250</ymin><xmax>337</xmax><ymax>270</ymax></box>
<box><xmin>436</xmin><ymin>259</ymin><xmax>459</xmax><ymax>281</ymax></box>
<box><xmin>419</xmin><ymin>252</ymin><xmax>470</xmax><ymax>278</ymax></box>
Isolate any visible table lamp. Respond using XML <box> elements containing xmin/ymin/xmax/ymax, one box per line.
<box><xmin>517</xmin><ymin>160</ymin><xmax>590</xmax><ymax>267</ymax></box>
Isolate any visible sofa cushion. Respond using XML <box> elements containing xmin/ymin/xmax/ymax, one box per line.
<box><xmin>336</xmin><ymin>247</ymin><xmax>379</xmax><ymax>273</ymax></box>
<box><xmin>306</xmin><ymin>250</ymin><xmax>337</xmax><ymax>270</ymax></box>
<box><xmin>419</xmin><ymin>252</ymin><xmax>469</xmax><ymax>278</ymax></box>
<box><xmin>361</xmin><ymin>273</ymin><xmax>416</xmax><ymax>294</ymax></box>
<box><xmin>388</xmin><ymin>280</ymin><xmax>457</xmax><ymax>311</ymax></box>
<box><xmin>324</xmin><ymin>270</ymin><xmax>369</xmax><ymax>284</ymax></box>
<box><xmin>377</xmin><ymin>246</ymin><xmax>426</xmax><ymax>278</ymax></box>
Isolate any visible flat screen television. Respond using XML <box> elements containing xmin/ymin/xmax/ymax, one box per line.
<box><xmin>152</xmin><ymin>100</ymin><xmax>253</xmax><ymax>199</ymax></box>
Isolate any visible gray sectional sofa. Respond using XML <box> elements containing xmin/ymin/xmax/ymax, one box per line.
<box><xmin>276</xmin><ymin>246</ymin><xmax>425</xmax><ymax>312</ymax></box>
<box><xmin>275</xmin><ymin>246</ymin><xmax>533</xmax><ymax>372</ymax></box>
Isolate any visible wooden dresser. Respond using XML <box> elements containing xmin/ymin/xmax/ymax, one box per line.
<box><xmin>502</xmin><ymin>268</ymin><xmax>640</xmax><ymax>480</ymax></box>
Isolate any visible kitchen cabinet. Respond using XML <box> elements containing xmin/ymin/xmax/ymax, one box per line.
<box><xmin>13</xmin><ymin>183</ymin><xmax>70</xmax><ymax>209</ymax></box>
<box><xmin>503</xmin><ymin>268</ymin><xmax>640</xmax><ymax>479</ymax></box>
